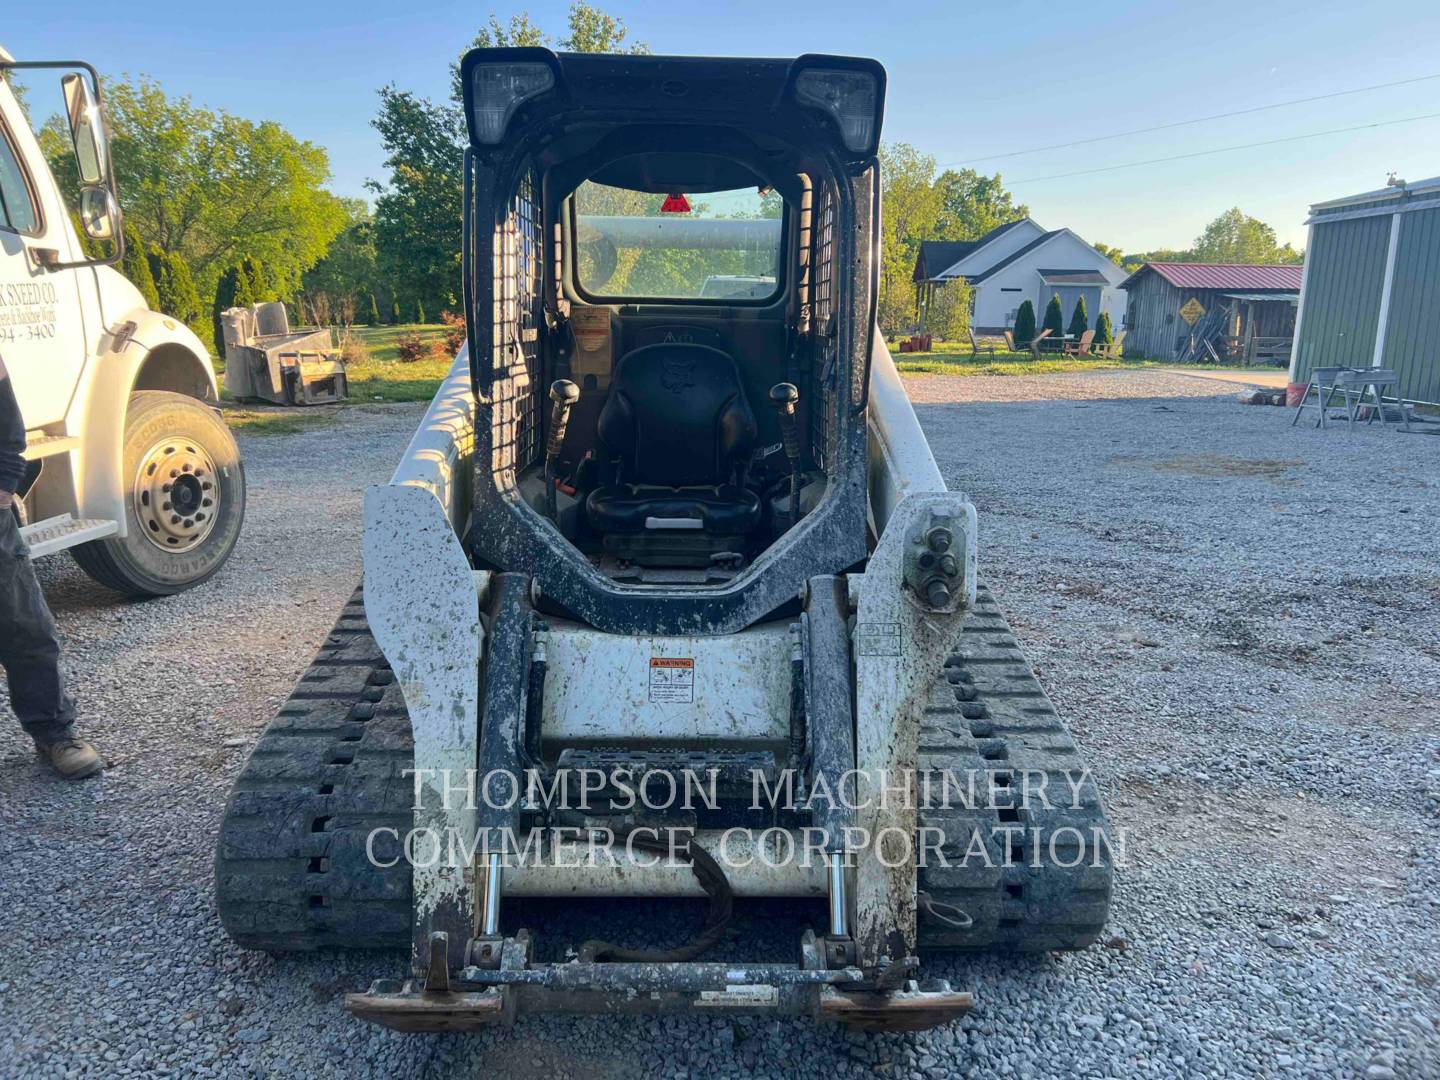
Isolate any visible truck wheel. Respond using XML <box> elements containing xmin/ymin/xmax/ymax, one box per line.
<box><xmin>72</xmin><ymin>391</ymin><xmax>245</xmax><ymax>597</ymax></box>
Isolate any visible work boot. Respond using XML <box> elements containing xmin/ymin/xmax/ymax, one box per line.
<box><xmin>35</xmin><ymin>738</ymin><xmax>104</xmax><ymax>780</ymax></box>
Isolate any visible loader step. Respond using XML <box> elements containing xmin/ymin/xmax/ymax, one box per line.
<box><xmin>21</xmin><ymin>514</ymin><xmax>120</xmax><ymax>557</ymax></box>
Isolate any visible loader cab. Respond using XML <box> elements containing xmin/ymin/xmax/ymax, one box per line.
<box><xmin>461</xmin><ymin>49</ymin><xmax>884</xmax><ymax>634</ymax></box>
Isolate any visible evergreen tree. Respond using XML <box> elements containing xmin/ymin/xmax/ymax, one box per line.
<box><xmin>212</xmin><ymin>265</ymin><xmax>242</xmax><ymax>355</ymax></box>
<box><xmin>415</xmin><ymin>298</ymin><xmax>427</xmax><ymax>324</ymax></box>
<box><xmin>1042</xmin><ymin>293</ymin><xmax>1065</xmax><ymax>341</ymax></box>
<box><xmin>1067</xmin><ymin>295</ymin><xmax>1089</xmax><ymax>338</ymax></box>
<box><xmin>367</xmin><ymin>293</ymin><xmax>381</xmax><ymax>326</ymax></box>
<box><xmin>1013</xmin><ymin>300</ymin><xmax>1036</xmax><ymax>346</ymax></box>
<box><xmin>148</xmin><ymin>247</ymin><xmax>205</xmax><ymax>340</ymax></box>
<box><xmin>391</xmin><ymin>299</ymin><xmax>402</xmax><ymax>325</ymax></box>
<box><xmin>239</xmin><ymin>257</ymin><xmax>268</xmax><ymax>302</ymax></box>
<box><xmin>120</xmin><ymin>225</ymin><xmax>161</xmax><ymax>310</ymax></box>
<box><xmin>1094</xmin><ymin>311</ymin><xmax>1114</xmax><ymax>346</ymax></box>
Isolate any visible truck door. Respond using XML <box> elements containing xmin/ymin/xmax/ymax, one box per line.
<box><xmin>0</xmin><ymin>106</ymin><xmax>90</xmax><ymax>429</ymax></box>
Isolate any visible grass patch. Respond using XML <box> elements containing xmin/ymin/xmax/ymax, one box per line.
<box><xmin>892</xmin><ymin>341</ymin><xmax>1157</xmax><ymax>377</ymax></box>
<box><xmin>344</xmin><ymin>324</ymin><xmax>456</xmax><ymax>402</ymax></box>
<box><xmin>224</xmin><ymin>409</ymin><xmax>335</xmax><ymax>435</ymax></box>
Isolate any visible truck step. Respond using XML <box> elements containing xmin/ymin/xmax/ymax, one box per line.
<box><xmin>22</xmin><ymin>433</ymin><xmax>81</xmax><ymax>460</ymax></box>
<box><xmin>20</xmin><ymin>514</ymin><xmax>120</xmax><ymax>557</ymax></box>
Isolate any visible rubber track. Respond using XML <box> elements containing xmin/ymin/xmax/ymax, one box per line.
<box><xmin>215</xmin><ymin>586</ymin><xmax>1112</xmax><ymax>955</ymax></box>
<box><xmin>916</xmin><ymin>584</ymin><xmax>1113</xmax><ymax>952</ymax></box>
<box><xmin>215</xmin><ymin>588</ymin><xmax>415</xmax><ymax>952</ymax></box>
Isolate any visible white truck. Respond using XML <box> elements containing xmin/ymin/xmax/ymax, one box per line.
<box><xmin>0</xmin><ymin>47</ymin><xmax>243</xmax><ymax>595</ymax></box>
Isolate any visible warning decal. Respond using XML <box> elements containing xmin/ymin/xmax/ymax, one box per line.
<box><xmin>649</xmin><ymin>657</ymin><xmax>695</xmax><ymax>703</ymax></box>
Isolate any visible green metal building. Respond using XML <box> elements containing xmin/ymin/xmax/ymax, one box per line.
<box><xmin>1291</xmin><ymin>174</ymin><xmax>1440</xmax><ymax>405</ymax></box>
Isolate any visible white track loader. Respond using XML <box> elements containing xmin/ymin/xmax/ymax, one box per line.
<box><xmin>217</xmin><ymin>47</ymin><xmax>1111</xmax><ymax>1032</ymax></box>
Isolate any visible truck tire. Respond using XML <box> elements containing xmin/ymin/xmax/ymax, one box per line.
<box><xmin>72</xmin><ymin>391</ymin><xmax>245</xmax><ymax>596</ymax></box>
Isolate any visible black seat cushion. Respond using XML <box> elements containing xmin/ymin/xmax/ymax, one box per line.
<box><xmin>587</xmin><ymin>485</ymin><xmax>762</xmax><ymax>535</ymax></box>
<box><xmin>586</xmin><ymin>343</ymin><xmax>760</xmax><ymax>535</ymax></box>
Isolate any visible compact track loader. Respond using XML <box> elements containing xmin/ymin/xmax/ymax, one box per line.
<box><xmin>216</xmin><ymin>48</ymin><xmax>1112</xmax><ymax>1032</ymax></box>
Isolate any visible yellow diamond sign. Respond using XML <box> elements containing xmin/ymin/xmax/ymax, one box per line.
<box><xmin>1179</xmin><ymin>298</ymin><xmax>1205</xmax><ymax>325</ymax></box>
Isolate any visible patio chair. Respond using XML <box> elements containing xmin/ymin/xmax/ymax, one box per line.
<box><xmin>1003</xmin><ymin>328</ymin><xmax>1051</xmax><ymax>360</ymax></box>
<box><xmin>1062</xmin><ymin>330</ymin><xmax>1096</xmax><ymax>356</ymax></box>
<box><xmin>969</xmin><ymin>329</ymin><xmax>996</xmax><ymax>358</ymax></box>
<box><xmin>1092</xmin><ymin>330</ymin><xmax>1127</xmax><ymax>360</ymax></box>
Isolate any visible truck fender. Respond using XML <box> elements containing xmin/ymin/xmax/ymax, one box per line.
<box><xmin>73</xmin><ymin>309</ymin><xmax>219</xmax><ymax>531</ymax></box>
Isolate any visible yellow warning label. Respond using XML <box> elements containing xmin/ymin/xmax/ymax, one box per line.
<box><xmin>1179</xmin><ymin>297</ymin><xmax>1205</xmax><ymax>325</ymax></box>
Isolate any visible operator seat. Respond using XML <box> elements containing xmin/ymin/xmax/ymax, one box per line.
<box><xmin>585</xmin><ymin>343</ymin><xmax>761</xmax><ymax>536</ymax></box>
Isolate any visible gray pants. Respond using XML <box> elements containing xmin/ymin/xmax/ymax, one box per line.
<box><xmin>0</xmin><ymin>512</ymin><xmax>76</xmax><ymax>743</ymax></box>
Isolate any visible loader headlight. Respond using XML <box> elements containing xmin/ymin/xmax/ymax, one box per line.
<box><xmin>792</xmin><ymin>66</ymin><xmax>882</xmax><ymax>155</ymax></box>
<box><xmin>469</xmin><ymin>61</ymin><xmax>555</xmax><ymax>144</ymax></box>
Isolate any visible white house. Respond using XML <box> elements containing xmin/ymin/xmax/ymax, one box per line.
<box><xmin>913</xmin><ymin>218</ymin><xmax>1128</xmax><ymax>335</ymax></box>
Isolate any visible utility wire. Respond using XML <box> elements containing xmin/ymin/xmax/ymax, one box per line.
<box><xmin>946</xmin><ymin>72</ymin><xmax>1440</xmax><ymax>166</ymax></box>
<box><xmin>1006</xmin><ymin>111</ymin><xmax>1440</xmax><ymax>185</ymax></box>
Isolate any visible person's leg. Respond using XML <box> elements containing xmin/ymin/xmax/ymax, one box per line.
<box><xmin>0</xmin><ymin>513</ymin><xmax>99</xmax><ymax>778</ymax></box>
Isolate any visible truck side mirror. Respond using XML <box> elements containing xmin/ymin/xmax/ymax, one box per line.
<box><xmin>59</xmin><ymin>73</ymin><xmax>121</xmax><ymax>244</ymax></box>
<box><xmin>62</xmin><ymin>72</ymin><xmax>108</xmax><ymax>185</ymax></box>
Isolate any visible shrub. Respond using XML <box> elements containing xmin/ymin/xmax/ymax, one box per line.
<box><xmin>1094</xmin><ymin>311</ymin><xmax>1114</xmax><ymax>345</ymax></box>
<box><xmin>440</xmin><ymin>311</ymin><xmax>467</xmax><ymax>357</ymax></box>
<box><xmin>1013</xmin><ymin>300</ymin><xmax>1036</xmax><ymax>345</ymax></box>
<box><xmin>1042</xmin><ymin>293</ymin><xmax>1065</xmax><ymax>341</ymax></box>
<box><xmin>395</xmin><ymin>332</ymin><xmax>437</xmax><ymax>363</ymax></box>
<box><xmin>121</xmin><ymin>226</ymin><xmax>161</xmax><ymax>310</ymax></box>
<box><xmin>368</xmin><ymin>293</ymin><xmax>382</xmax><ymax>326</ymax></box>
<box><xmin>335</xmin><ymin>330</ymin><xmax>372</xmax><ymax>367</ymax></box>
<box><xmin>1067</xmin><ymin>295</ymin><xmax>1089</xmax><ymax>338</ymax></box>
<box><xmin>391</xmin><ymin>299</ymin><xmax>402</xmax><ymax>325</ymax></box>
<box><xmin>927</xmin><ymin>283</ymin><xmax>971</xmax><ymax>342</ymax></box>
<box><xmin>415</xmin><ymin>298</ymin><xmax>427</xmax><ymax>324</ymax></box>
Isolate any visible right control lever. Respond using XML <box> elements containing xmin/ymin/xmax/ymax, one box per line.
<box><xmin>768</xmin><ymin>382</ymin><xmax>802</xmax><ymax>525</ymax></box>
<box><xmin>545</xmin><ymin>379</ymin><xmax>580</xmax><ymax>521</ymax></box>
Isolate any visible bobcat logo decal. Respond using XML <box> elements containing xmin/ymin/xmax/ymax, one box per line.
<box><xmin>661</xmin><ymin>354</ymin><xmax>696</xmax><ymax>394</ymax></box>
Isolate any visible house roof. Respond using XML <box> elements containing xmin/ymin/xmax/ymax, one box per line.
<box><xmin>1120</xmin><ymin>262</ymin><xmax>1304</xmax><ymax>291</ymax></box>
<box><xmin>966</xmin><ymin>230</ymin><xmax>1063</xmax><ymax>283</ymax></box>
<box><xmin>1038</xmin><ymin>269</ymin><xmax>1109</xmax><ymax>285</ymax></box>
<box><xmin>912</xmin><ymin>219</ymin><xmax>1030</xmax><ymax>282</ymax></box>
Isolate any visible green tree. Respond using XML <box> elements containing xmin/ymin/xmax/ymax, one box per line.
<box><xmin>932</xmin><ymin>168</ymin><xmax>1028</xmax><ymax>241</ymax></box>
<box><xmin>45</xmin><ymin>77</ymin><xmax>346</xmax><ymax>300</ymax></box>
<box><xmin>120</xmin><ymin>225</ymin><xmax>162</xmax><ymax>310</ymax></box>
<box><xmin>1042</xmin><ymin>293</ymin><xmax>1064</xmax><ymax>341</ymax></box>
<box><xmin>1191</xmin><ymin>207</ymin><xmax>1303</xmax><ymax>264</ymax></box>
<box><xmin>1092</xmin><ymin>241</ymin><xmax>1125</xmax><ymax>267</ymax></box>
<box><xmin>303</xmin><ymin>199</ymin><xmax>379</xmax><ymax>310</ymax></box>
<box><xmin>148</xmin><ymin>247</ymin><xmax>206</xmax><ymax>340</ymax></box>
<box><xmin>876</xmin><ymin>142</ymin><xmax>942</xmax><ymax>334</ymax></box>
<box><xmin>377</xmin><ymin>5</ymin><xmax>652</xmax><ymax>326</ymax></box>
<box><xmin>392</xmin><ymin>298</ymin><xmax>402</xmax><ymax>325</ymax></box>
<box><xmin>1094</xmin><ymin>310</ymin><xmax>1114</xmax><ymax>346</ymax></box>
<box><xmin>1067</xmin><ymin>295</ymin><xmax>1089</xmax><ymax>338</ymax></box>
<box><xmin>415</xmin><ymin>298</ymin><xmax>427</xmax><ymax>324</ymax></box>
<box><xmin>1013</xmin><ymin>300</ymin><xmax>1036</xmax><ymax>345</ymax></box>
<box><xmin>368</xmin><ymin>294</ymin><xmax>382</xmax><ymax>326</ymax></box>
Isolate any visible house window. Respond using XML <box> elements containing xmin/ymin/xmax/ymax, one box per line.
<box><xmin>1005</xmin><ymin>309</ymin><xmax>1018</xmax><ymax>327</ymax></box>
<box><xmin>1000</xmin><ymin>287</ymin><xmax>1022</xmax><ymax>293</ymax></box>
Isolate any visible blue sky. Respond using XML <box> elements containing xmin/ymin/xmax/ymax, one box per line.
<box><xmin>11</xmin><ymin>0</ymin><xmax>1440</xmax><ymax>253</ymax></box>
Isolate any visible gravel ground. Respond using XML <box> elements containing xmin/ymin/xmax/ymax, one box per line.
<box><xmin>2</xmin><ymin>373</ymin><xmax>1438</xmax><ymax>1078</ymax></box>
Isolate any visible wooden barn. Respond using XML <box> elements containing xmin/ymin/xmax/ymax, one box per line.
<box><xmin>1119</xmin><ymin>263</ymin><xmax>1303</xmax><ymax>362</ymax></box>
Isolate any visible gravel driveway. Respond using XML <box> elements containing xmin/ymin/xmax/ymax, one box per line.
<box><xmin>2</xmin><ymin>373</ymin><xmax>1437</xmax><ymax>1078</ymax></box>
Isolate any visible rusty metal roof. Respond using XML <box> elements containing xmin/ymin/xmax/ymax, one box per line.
<box><xmin>1121</xmin><ymin>263</ymin><xmax>1304</xmax><ymax>291</ymax></box>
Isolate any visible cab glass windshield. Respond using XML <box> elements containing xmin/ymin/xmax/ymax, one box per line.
<box><xmin>573</xmin><ymin>181</ymin><xmax>782</xmax><ymax>301</ymax></box>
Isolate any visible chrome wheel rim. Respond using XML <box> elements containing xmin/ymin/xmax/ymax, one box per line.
<box><xmin>133</xmin><ymin>438</ymin><xmax>220</xmax><ymax>554</ymax></box>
